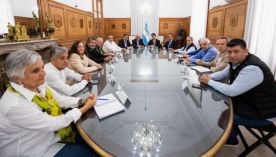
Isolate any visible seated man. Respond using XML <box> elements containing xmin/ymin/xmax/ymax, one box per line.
<box><xmin>148</xmin><ymin>33</ymin><xmax>161</xmax><ymax>48</ymax></box>
<box><xmin>86</xmin><ymin>37</ymin><xmax>112</xmax><ymax>63</ymax></box>
<box><xmin>132</xmin><ymin>35</ymin><xmax>145</xmax><ymax>48</ymax></box>
<box><xmin>199</xmin><ymin>39</ymin><xmax>276</xmax><ymax>146</ymax></box>
<box><xmin>118</xmin><ymin>34</ymin><xmax>132</xmax><ymax>49</ymax></box>
<box><xmin>45</xmin><ymin>47</ymin><xmax>92</xmax><ymax>96</ymax></box>
<box><xmin>184</xmin><ymin>38</ymin><xmax>218</xmax><ymax>64</ymax></box>
<box><xmin>173</xmin><ymin>36</ymin><xmax>197</xmax><ymax>54</ymax></box>
<box><xmin>164</xmin><ymin>33</ymin><xmax>177</xmax><ymax>50</ymax></box>
<box><xmin>94</xmin><ymin>37</ymin><xmax>115</xmax><ymax>58</ymax></box>
<box><xmin>103</xmin><ymin>35</ymin><xmax>124</xmax><ymax>53</ymax></box>
<box><xmin>197</xmin><ymin>36</ymin><xmax>229</xmax><ymax>72</ymax></box>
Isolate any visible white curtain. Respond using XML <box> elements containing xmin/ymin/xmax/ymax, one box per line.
<box><xmin>190</xmin><ymin>0</ymin><xmax>209</xmax><ymax>47</ymax></box>
<box><xmin>0</xmin><ymin>0</ymin><xmax>15</xmax><ymax>34</ymax></box>
<box><xmin>130</xmin><ymin>0</ymin><xmax>159</xmax><ymax>36</ymax></box>
<box><xmin>244</xmin><ymin>0</ymin><xmax>276</xmax><ymax>78</ymax></box>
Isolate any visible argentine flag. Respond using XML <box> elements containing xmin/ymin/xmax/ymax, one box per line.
<box><xmin>142</xmin><ymin>22</ymin><xmax>150</xmax><ymax>45</ymax></box>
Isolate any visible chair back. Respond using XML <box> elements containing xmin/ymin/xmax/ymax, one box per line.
<box><xmin>129</xmin><ymin>35</ymin><xmax>135</xmax><ymax>43</ymax></box>
<box><xmin>158</xmin><ymin>36</ymin><xmax>164</xmax><ymax>45</ymax></box>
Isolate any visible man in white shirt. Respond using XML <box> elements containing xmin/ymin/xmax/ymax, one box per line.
<box><xmin>103</xmin><ymin>35</ymin><xmax>125</xmax><ymax>53</ymax></box>
<box><xmin>45</xmin><ymin>47</ymin><xmax>92</xmax><ymax>96</ymax></box>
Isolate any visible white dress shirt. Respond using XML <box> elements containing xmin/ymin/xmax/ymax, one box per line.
<box><xmin>176</xmin><ymin>45</ymin><xmax>196</xmax><ymax>54</ymax></box>
<box><xmin>0</xmin><ymin>82</ymin><xmax>81</xmax><ymax>157</ymax></box>
<box><xmin>102</xmin><ymin>40</ymin><xmax>122</xmax><ymax>53</ymax></box>
<box><xmin>45</xmin><ymin>62</ymin><xmax>88</xmax><ymax>96</ymax></box>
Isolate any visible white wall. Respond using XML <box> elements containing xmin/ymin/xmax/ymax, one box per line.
<box><xmin>103</xmin><ymin>0</ymin><xmax>193</xmax><ymax>18</ymax></box>
<box><xmin>11</xmin><ymin>0</ymin><xmax>92</xmax><ymax>18</ymax></box>
<box><xmin>11</xmin><ymin>0</ymin><xmax>38</xmax><ymax>17</ymax></box>
<box><xmin>56</xmin><ymin>0</ymin><xmax>92</xmax><ymax>12</ymax></box>
<box><xmin>209</xmin><ymin>0</ymin><xmax>228</xmax><ymax>9</ymax></box>
<box><xmin>103</xmin><ymin>0</ymin><xmax>130</xmax><ymax>18</ymax></box>
<box><xmin>158</xmin><ymin>0</ymin><xmax>192</xmax><ymax>17</ymax></box>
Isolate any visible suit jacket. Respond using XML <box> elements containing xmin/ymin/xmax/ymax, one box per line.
<box><xmin>118</xmin><ymin>39</ymin><xmax>131</xmax><ymax>48</ymax></box>
<box><xmin>132</xmin><ymin>39</ymin><xmax>144</xmax><ymax>48</ymax></box>
<box><xmin>164</xmin><ymin>40</ymin><xmax>177</xmax><ymax>49</ymax></box>
<box><xmin>148</xmin><ymin>39</ymin><xmax>161</xmax><ymax>47</ymax></box>
<box><xmin>86</xmin><ymin>46</ymin><xmax>105</xmax><ymax>63</ymax></box>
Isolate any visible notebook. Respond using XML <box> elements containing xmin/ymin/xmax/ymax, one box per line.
<box><xmin>94</xmin><ymin>94</ymin><xmax>126</xmax><ymax>119</ymax></box>
<box><xmin>191</xmin><ymin>65</ymin><xmax>212</xmax><ymax>73</ymax></box>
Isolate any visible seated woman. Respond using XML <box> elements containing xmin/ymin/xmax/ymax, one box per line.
<box><xmin>0</xmin><ymin>50</ymin><xmax>96</xmax><ymax>157</ymax></box>
<box><xmin>173</xmin><ymin>36</ymin><xmax>197</xmax><ymax>54</ymax></box>
<box><xmin>68</xmin><ymin>41</ymin><xmax>102</xmax><ymax>74</ymax></box>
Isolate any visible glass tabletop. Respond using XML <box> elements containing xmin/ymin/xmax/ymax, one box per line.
<box><xmin>77</xmin><ymin>48</ymin><xmax>232</xmax><ymax>157</ymax></box>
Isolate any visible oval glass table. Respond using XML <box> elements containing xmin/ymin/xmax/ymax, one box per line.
<box><xmin>76</xmin><ymin>48</ymin><xmax>233</xmax><ymax>157</ymax></box>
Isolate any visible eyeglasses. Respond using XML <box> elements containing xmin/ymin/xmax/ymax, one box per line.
<box><xmin>77</xmin><ymin>45</ymin><xmax>85</xmax><ymax>48</ymax></box>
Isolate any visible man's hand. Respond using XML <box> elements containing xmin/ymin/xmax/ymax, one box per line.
<box><xmin>173</xmin><ymin>50</ymin><xmax>178</xmax><ymax>53</ymax></box>
<box><xmin>199</xmin><ymin>74</ymin><xmax>212</xmax><ymax>85</ymax></box>
<box><xmin>95</xmin><ymin>64</ymin><xmax>102</xmax><ymax>69</ymax></box>
<box><xmin>82</xmin><ymin>73</ymin><xmax>92</xmax><ymax>81</ymax></box>
<box><xmin>104</xmin><ymin>56</ymin><xmax>112</xmax><ymax>61</ymax></box>
<box><xmin>183</xmin><ymin>54</ymin><xmax>189</xmax><ymax>58</ymax></box>
<box><xmin>196</xmin><ymin>60</ymin><xmax>204</xmax><ymax>65</ymax></box>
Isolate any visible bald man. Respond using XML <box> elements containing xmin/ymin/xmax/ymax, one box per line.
<box><xmin>132</xmin><ymin>35</ymin><xmax>144</xmax><ymax>48</ymax></box>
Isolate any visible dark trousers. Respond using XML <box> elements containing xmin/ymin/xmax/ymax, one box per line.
<box><xmin>54</xmin><ymin>132</ymin><xmax>95</xmax><ymax>157</ymax></box>
<box><xmin>227</xmin><ymin>114</ymin><xmax>272</xmax><ymax>144</ymax></box>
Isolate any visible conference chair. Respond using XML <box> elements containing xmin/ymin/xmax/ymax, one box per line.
<box><xmin>237</xmin><ymin>123</ymin><xmax>276</xmax><ymax>157</ymax></box>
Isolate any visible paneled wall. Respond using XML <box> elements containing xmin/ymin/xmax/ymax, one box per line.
<box><xmin>105</xmin><ymin>18</ymin><xmax>131</xmax><ymax>43</ymax></box>
<box><xmin>207</xmin><ymin>0</ymin><xmax>247</xmax><ymax>43</ymax></box>
<box><xmin>159</xmin><ymin>17</ymin><xmax>190</xmax><ymax>46</ymax></box>
<box><xmin>94</xmin><ymin>19</ymin><xmax>105</xmax><ymax>38</ymax></box>
<box><xmin>14</xmin><ymin>16</ymin><xmax>36</xmax><ymax>30</ymax></box>
<box><xmin>39</xmin><ymin>0</ymin><xmax>94</xmax><ymax>48</ymax></box>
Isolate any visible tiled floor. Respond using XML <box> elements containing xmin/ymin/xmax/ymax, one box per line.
<box><xmin>216</xmin><ymin>126</ymin><xmax>276</xmax><ymax>157</ymax></box>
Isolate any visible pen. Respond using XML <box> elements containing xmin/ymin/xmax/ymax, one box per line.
<box><xmin>97</xmin><ymin>98</ymin><xmax>109</xmax><ymax>100</ymax></box>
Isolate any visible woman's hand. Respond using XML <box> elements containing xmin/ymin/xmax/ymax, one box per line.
<box><xmin>80</xmin><ymin>94</ymin><xmax>97</xmax><ymax>114</ymax></box>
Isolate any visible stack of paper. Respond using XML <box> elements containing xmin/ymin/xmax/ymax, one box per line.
<box><xmin>191</xmin><ymin>65</ymin><xmax>212</xmax><ymax>73</ymax></box>
<box><xmin>94</xmin><ymin>94</ymin><xmax>126</xmax><ymax>119</ymax></box>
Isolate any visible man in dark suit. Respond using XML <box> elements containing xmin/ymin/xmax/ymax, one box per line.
<box><xmin>118</xmin><ymin>34</ymin><xmax>131</xmax><ymax>49</ymax></box>
<box><xmin>148</xmin><ymin>33</ymin><xmax>161</xmax><ymax>48</ymax></box>
<box><xmin>132</xmin><ymin>35</ymin><xmax>144</xmax><ymax>48</ymax></box>
<box><xmin>164</xmin><ymin>33</ymin><xmax>177</xmax><ymax>50</ymax></box>
<box><xmin>86</xmin><ymin>37</ymin><xmax>113</xmax><ymax>63</ymax></box>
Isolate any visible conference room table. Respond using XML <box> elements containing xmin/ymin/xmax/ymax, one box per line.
<box><xmin>76</xmin><ymin>48</ymin><xmax>233</xmax><ymax>157</ymax></box>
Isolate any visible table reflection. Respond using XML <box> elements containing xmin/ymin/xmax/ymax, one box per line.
<box><xmin>77</xmin><ymin>49</ymin><xmax>233</xmax><ymax>157</ymax></box>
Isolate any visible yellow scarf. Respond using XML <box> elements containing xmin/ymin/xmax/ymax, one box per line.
<box><xmin>8</xmin><ymin>85</ymin><xmax>76</xmax><ymax>143</ymax></box>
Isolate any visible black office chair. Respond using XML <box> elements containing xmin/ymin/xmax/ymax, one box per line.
<box><xmin>237</xmin><ymin>123</ymin><xmax>276</xmax><ymax>157</ymax></box>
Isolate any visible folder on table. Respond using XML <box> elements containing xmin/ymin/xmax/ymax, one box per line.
<box><xmin>94</xmin><ymin>94</ymin><xmax>126</xmax><ymax>119</ymax></box>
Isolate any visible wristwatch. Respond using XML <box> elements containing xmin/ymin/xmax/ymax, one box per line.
<box><xmin>78</xmin><ymin>99</ymin><xmax>83</xmax><ymax>107</ymax></box>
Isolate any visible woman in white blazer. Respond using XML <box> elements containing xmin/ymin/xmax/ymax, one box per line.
<box><xmin>68</xmin><ymin>41</ymin><xmax>102</xmax><ymax>74</ymax></box>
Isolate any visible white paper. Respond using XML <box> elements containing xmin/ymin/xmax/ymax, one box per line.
<box><xmin>94</xmin><ymin>94</ymin><xmax>125</xmax><ymax>119</ymax></box>
<box><xmin>191</xmin><ymin>65</ymin><xmax>212</xmax><ymax>73</ymax></box>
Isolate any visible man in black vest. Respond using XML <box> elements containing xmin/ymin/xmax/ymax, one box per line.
<box><xmin>199</xmin><ymin>39</ymin><xmax>276</xmax><ymax>146</ymax></box>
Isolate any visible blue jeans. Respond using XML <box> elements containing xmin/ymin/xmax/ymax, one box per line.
<box><xmin>54</xmin><ymin>132</ymin><xmax>95</xmax><ymax>157</ymax></box>
<box><xmin>227</xmin><ymin>114</ymin><xmax>272</xmax><ymax>144</ymax></box>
